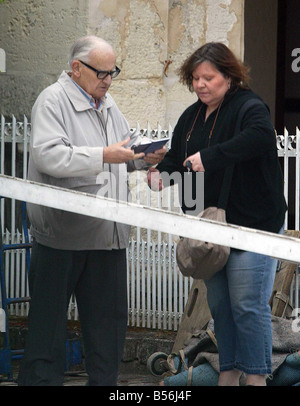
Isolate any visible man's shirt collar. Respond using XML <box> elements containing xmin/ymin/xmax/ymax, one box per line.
<box><xmin>70</xmin><ymin>78</ymin><xmax>104</xmax><ymax>111</ymax></box>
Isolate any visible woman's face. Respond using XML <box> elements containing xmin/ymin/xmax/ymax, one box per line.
<box><xmin>192</xmin><ymin>61</ymin><xmax>230</xmax><ymax>109</ymax></box>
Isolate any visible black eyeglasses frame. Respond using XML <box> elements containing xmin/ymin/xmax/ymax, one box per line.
<box><xmin>79</xmin><ymin>60</ymin><xmax>121</xmax><ymax>80</ymax></box>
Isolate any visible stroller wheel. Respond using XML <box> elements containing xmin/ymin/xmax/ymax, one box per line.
<box><xmin>147</xmin><ymin>352</ymin><xmax>168</xmax><ymax>376</ymax></box>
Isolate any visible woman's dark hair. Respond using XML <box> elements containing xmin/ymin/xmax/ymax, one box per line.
<box><xmin>178</xmin><ymin>42</ymin><xmax>250</xmax><ymax>93</ymax></box>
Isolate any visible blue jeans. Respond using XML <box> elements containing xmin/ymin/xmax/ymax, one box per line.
<box><xmin>205</xmin><ymin>246</ymin><xmax>280</xmax><ymax>375</ymax></box>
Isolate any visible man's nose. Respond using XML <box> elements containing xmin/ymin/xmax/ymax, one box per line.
<box><xmin>102</xmin><ymin>75</ymin><xmax>113</xmax><ymax>85</ymax></box>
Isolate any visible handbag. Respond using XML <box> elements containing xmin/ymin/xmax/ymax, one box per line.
<box><xmin>176</xmin><ymin>166</ymin><xmax>233</xmax><ymax>280</ymax></box>
<box><xmin>176</xmin><ymin>98</ymin><xmax>264</xmax><ymax>280</ymax></box>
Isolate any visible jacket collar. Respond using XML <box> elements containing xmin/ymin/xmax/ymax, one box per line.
<box><xmin>57</xmin><ymin>71</ymin><xmax>114</xmax><ymax>112</ymax></box>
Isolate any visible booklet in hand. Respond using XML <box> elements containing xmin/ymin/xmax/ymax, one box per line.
<box><xmin>131</xmin><ymin>138</ymin><xmax>170</xmax><ymax>154</ymax></box>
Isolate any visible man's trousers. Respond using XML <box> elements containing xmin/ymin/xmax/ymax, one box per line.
<box><xmin>18</xmin><ymin>241</ymin><xmax>128</xmax><ymax>386</ymax></box>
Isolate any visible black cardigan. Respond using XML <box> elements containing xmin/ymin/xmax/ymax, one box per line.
<box><xmin>157</xmin><ymin>88</ymin><xmax>287</xmax><ymax>233</ymax></box>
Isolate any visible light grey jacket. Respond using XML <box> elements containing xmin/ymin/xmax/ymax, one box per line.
<box><xmin>27</xmin><ymin>71</ymin><xmax>147</xmax><ymax>250</ymax></box>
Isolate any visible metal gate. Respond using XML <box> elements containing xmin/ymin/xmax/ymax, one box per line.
<box><xmin>0</xmin><ymin>116</ymin><xmax>299</xmax><ymax>330</ymax></box>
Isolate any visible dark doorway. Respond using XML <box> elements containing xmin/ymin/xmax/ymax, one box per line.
<box><xmin>244</xmin><ymin>0</ymin><xmax>278</xmax><ymax>125</ymax></box>
<box><xmin>244</xmin><ymin>0</ymin><xmax>300</xmax><ymax>229</ymax></box>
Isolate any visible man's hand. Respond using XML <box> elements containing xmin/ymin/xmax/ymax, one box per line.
<box><xmin>103</xmin><ymin>137</ymin><xmax>145</xmax><ymax>163</ymax></box>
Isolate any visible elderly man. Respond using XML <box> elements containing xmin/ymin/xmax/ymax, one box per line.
<box><xmin>18</xmin><ymin>35</ymin><xmax>165</xmax><ymax>386</ymax></box>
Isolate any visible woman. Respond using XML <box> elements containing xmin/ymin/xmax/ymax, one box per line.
<box><xmin>148</xmin><ymin>42</ymin><xmax>287</xmax><ymax>386</ymax></box>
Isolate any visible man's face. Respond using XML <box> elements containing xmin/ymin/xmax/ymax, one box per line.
<box><xmin>72</xmin><ymin>48</ymin><xmax>117</xmax><ymax>100</ymax></box>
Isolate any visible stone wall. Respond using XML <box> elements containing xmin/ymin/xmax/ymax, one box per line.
<box><xmin>0</xmin><ymin>0</ymin><xmax>88</xmax><ymax>120</ymax></box>
<box><xmin>0</xmin><ymin>0</ymin><xmax>244</xmax><ymax>127</ymax></box>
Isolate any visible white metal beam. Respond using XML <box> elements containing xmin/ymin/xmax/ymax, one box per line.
<box><xmin>0</xmin><ymin>174</ymin><xmax>299</xmax><ymax>263</ymax></box>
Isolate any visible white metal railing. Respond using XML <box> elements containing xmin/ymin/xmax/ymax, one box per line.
<box><xmin>0</xmin><ymin>115</ymin><xmax>300</xmax><ymax>330</ymax></box>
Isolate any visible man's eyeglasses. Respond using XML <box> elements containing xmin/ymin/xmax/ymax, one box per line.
<box><xmin>79</xmin><ymin>60</ymin><xmax>121</xmax><ymax>80</ymax></box>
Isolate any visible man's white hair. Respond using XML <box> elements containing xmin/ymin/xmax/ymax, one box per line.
<box><xmin>68</xmin><ymin>35</ymin><xmax>114</xmax><ymax>67</ymax></box>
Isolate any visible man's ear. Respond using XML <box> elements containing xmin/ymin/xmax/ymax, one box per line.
<box><xmin>72</xmin><ymin>60</ymin><xmax>81</xmax><ymax>78</ymax></box>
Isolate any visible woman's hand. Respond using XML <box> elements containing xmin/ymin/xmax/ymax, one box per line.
<box><xmin>146</xmin><ymin>167</ymin><xmax>163</xmax><ymax>191</ymax></box>
<box><xmin>143</xmin><ymin>147</ymin><xmax>167</xmax><ymax>166</ymax></box>
<box><xmin>183</xmin><ymin>152</ymin><xmax>205</xmax><ymax>172</ymax></box>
